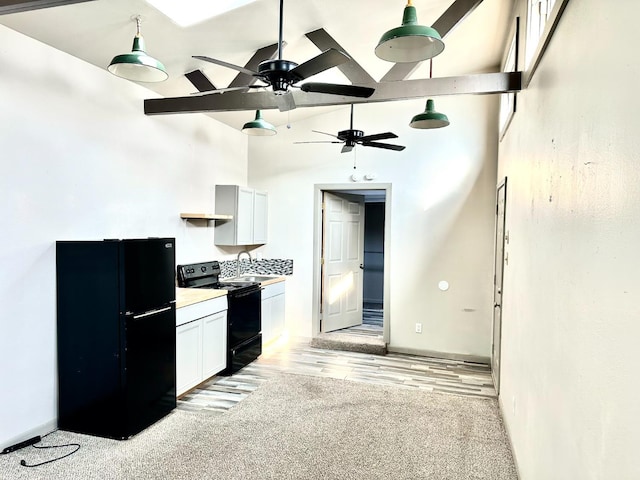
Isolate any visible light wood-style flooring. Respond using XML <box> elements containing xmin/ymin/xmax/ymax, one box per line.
<box><xmin>177</xmin><ymin>336</ymin><xmax>496</xmax><ymax>415</ymax></box>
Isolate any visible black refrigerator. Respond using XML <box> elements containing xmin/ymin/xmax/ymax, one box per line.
<box><xmin>56</xmin><ymin>238</ymin><xmax>177</xmax><ymax>440</ymax></box>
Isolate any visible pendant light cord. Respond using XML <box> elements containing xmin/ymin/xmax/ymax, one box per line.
<box><xmin>135</xmin><ymin>15</ymin><xmax>142</xmax><ymax>37</ymax></box>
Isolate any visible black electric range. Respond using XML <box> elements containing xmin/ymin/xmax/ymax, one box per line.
<box><xmin>177</xmin><ymin>261</ymin><xmax>262</xmax><ymax>374</ymax></box>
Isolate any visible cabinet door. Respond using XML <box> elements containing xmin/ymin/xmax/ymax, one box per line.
<box><xmin>176</xmin><ymin>321</ymin><xmax>202</xmax><ymax>396</ymax></box>
<box><xmin>261</xmin><ymin>295</ymin><xmax>273</xmax><ymax>344</ymax></box>
<box><xmin>236</xmin><ymin>187</ymin><xmax>255</xmax><ymax>245</ymax></box>
<box><xmin>272</xmin><ymin>293</ymin><xmax>286</xmax><ymax>338</ymax></box>
<box><xmin>253</xmin><ymin>190</ymin><xmax>268</xmax><ymax>244</ymax></box>
<box><xmin>202</xmin><ymin>311</ymin><xmax>227</xmax><ymax>378</ymax></box>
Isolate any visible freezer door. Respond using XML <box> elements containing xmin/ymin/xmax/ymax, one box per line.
<box><xmin>120</xmin><ymin>238</ymin><xmax>176</xmax><ymax>313</ymax></box>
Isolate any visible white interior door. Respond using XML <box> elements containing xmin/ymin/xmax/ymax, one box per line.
<box><xmin>321</xmin><ymin>192</ymin><xmax>365</xmax><ymax>333</ymax></box>
<box><xmin>492</xmin><ymin>179</ymin><xmax>507</xmax><ymax>393</ymax></box>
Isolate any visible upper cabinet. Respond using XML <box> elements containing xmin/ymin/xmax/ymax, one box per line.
<box><xmin>214</xmin><ymin>185</ymin><xmax>268</xmax><ymax>246</ymax></box>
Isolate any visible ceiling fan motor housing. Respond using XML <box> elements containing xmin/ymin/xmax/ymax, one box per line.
<box><xmin>258</xmin><ymin>59</ymin><xmax>299</xmax><ymax>93</ymax></box>
<box><xmin>338</xmin><ymin>129</ymin><xmax>364</xmax><ymax>143</ymax></box>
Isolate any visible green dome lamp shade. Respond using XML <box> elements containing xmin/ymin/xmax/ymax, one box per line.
<box><xmin>375</xmin><ymin>0</ymin><xmax>444</xmax><ymax>63</ymax></box>
<box><xmin>410</xmin><ymin>99</ymin><xmax>450</xmax><ymax>129</ymax></box>
<box><xmin>242</xmin><ymin>110</ymin><xmax>277</xmax><ymax>136</ymax></box>
<box><xmin>107</xmin><ymin>16</ymin><xmax>168</xmax><ymax>83</ymax></box>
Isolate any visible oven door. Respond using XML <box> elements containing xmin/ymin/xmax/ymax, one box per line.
<box><xmin>227</xmin><ymin>287</ymin><xmax>262</xmax><ymax>347</ymax></box>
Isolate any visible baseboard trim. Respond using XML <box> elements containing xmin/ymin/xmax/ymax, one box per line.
<box><xmin>386</xmin><ymin>346</ymin><xmax>490</xmax><ymax>365</ymax></box>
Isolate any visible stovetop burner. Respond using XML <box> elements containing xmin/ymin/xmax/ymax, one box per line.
<box><xmin>177</xmin><ymin>261</ymin><xmax>260</xmax><ymax>294</ymax></box>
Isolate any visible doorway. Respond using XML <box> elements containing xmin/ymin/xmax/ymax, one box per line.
<box><xmin>312</xmin><ymin>184</ymin><xmax>391</xmax><ymax>344</ymax></box>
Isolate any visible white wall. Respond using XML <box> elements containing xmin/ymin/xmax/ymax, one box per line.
<box><xmin>0</xmin><ymin>25</ymin><xmax>248</xmax><ymax>450</ymax></box>
<box><xmin>497</xmin><ymin>0</ymin><xmax>640</xmax><ymax>478</ymax></box>
<box><xmin>248</xmin><ymin>96</ymin><xmax>499</xmax><ymax>358</ymax></box>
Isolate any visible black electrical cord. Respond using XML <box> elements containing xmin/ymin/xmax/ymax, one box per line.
<box><xmin>19</xmin><ymin>430</ymin><xmax>81</xmax><ymax>468</ymax></box>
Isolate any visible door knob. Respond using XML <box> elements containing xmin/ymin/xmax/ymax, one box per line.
<box><xmin>359</xmin><ymin>264</ymin><xmax>364</xmax><ymax>269</ymax></box>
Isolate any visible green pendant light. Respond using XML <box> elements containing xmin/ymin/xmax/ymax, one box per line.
<box><xmin>108</xmin><ymin>16</ymin><xmax>168</xmax><ymax>83</ymax></box>
<box><xmin>410</xmin><ymin>99</ymin><xmax>450</xmax><ymax>129</ymax></box>
<box><xmin>242</xmin><ymin>110</ymin><xmax>277</xmax><ymax>136</ymax></box>
<box><xmin>375</xmin><ymin>0</ymin><xmax>444</xmax><ymax>63</ymax></box>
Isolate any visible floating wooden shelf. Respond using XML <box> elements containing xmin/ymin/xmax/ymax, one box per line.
<box><xmin>180</xmin><ymin>213</ymin><xmax>233</xmax><ymax>221</ymax></box>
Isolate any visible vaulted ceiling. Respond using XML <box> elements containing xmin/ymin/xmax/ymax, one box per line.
<box><xmin>0</xmin><ymin>0</ymin><xmax>514</xmax><ymax>130</ymax></box>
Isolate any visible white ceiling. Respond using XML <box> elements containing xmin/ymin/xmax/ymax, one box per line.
<box><xmin>0</xmin><ymin>0</ymin><xmax>512</xmax><ymax>130</ymax></box>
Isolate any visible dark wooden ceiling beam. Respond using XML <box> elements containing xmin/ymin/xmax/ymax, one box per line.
<box><xmin>185</xmin><ymin>70</ymin><xmax>217</xmax><ymax>93</ymax></box>
<box><xmin>144</xmin><ymin>71</ymin><xmax>521</xmax><ymax>115</ymax></box>
<box><xmin>305</xmin><ymin>29</ymin><xmax>376</xmax><ymax>85</ymax></box>
<box><xmin>381</xmin><ymin>0</ymin><xmax>485</xmax><ymax>82</ymax></box>
<box><xmin>0</xmin><ymin>0</ymin><xmax>95</xmax><ymax>15</ymax></box>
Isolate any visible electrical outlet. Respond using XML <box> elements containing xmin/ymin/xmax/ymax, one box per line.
<box><xmin>415</xmin><ymin>323</ymin><xmax>422</xmax><ymax>334</ymax></box>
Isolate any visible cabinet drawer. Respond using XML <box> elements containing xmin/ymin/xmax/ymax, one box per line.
<box><xmin>176</xmin><ymin>296</ymin><xmax>227</xmax><ymax>326</ymax></box>
<box><xmin>262</xmin><ymin>281</ymin><xmax>285</xmax><ymax>299</ymax></box>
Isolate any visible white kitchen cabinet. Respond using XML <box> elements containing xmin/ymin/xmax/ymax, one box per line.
<box><xmin>176</xmin><ymin>296</ymin><xmax>227</xmax><ymax>396</ymax></box>
<box><xmin>252</xmin><ymin>190</ymin><xmax>268</xmax><ymax>244</ymax></box>
<box><xmin>214</xmin><ymin>185</ymin><xmax>268</xmax><ymax>246</ymax></box>
<box><xmin>202</xmin><ymin>311</ymin><xmax>227</xmax><ymax>379</ymax></box>
<box><xmin>176</xmin><ymin>321</ymin><xmax>203</xmax><ymax>395</ymax></box>
<box><xmin>261</xmin><ymin>281</ymin><xmax>286</xmax><ymax>345</ymax></box>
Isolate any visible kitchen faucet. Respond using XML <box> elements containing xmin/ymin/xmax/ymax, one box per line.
<box><xmin>236</xmin><ymin>250</ymin><xmax>252</xmax><ymax>278</ymax></box>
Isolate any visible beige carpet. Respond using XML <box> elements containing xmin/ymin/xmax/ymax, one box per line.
<box><xmin>0</xmin><ymin>373</ymin><xmax>517</xmax><ymax>479</ymax></box>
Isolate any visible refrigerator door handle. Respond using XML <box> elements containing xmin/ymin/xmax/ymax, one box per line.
<box><xmin>132</xmin><ymin>306</ymin><xmax>172</xmax><ymax>320</ymax></box>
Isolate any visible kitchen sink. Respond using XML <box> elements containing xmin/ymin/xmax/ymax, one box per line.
<box><xmin>225</xmin><ymin>275</ymin><xmax>276</xmax><ymax>283</ymax></box>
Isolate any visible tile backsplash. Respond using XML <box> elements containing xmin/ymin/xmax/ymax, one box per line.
<box><xmin>220</xmin><ymin>259</ymin><xmax>293</xmax><ymax>278</ymax></box>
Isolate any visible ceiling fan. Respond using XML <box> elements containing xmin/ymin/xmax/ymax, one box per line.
<box><xmin>295</xmin><ymin>104</ymin><xmax>406</xmax><ymax>153</ymax></box>
<box><xmin>190</xmin><ymin>0</ymin><xmax>374</xmax><ymax>111</ymax></box>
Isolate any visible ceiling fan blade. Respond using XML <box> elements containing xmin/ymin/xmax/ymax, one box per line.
<box><xmin>228</xmin><ymin>42</ymin><xmax>283</xmax><ymax>88</ymax></box>
<box><xmin>300</xmin><ymin>82</ymin><xmax>375</xmax><ymax>98</ymax></box>
<box><xmin>294</xmin><ymin>141</ymin><xmax>343</xmax><ymax>144</ymax></box>
<box><xmin>289</xmin><ymin>49</ymin><xmax>350</xmax><ymax>81</ymax></box>
<box><xmin>193</xmin><ymin>56</ymin><xmax>259</xmax><ymax>76</ymax></box>
<box><xmin>312</xmin><ymin>130</ymin><xmax>340</xmax><ymax>139</ymax></box>
<box><xmin>185</xmin><ymin>70</ymin><xmax>217</xmax><ymax>92</ymax></box>
<box><xmin>275</xmin><ymin>91</ymin><xmax>296</xmax><ymax>112</ymax></box>
<box><xmin>359</xmin><ymin>132</ymin><xmax>398</xmax><ymax>142</ymax></box>
<box><xmin>361</xmin><ymin>141</ymin><xmax>406</xmax><ymax>151</ymax></box>
<box><xmin>341</xmin><ymin>144</ymin><xmax>354</xmax><ymax>153</ymax></box>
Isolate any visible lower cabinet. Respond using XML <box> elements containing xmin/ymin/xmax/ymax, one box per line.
<box><xmin>261</xmin><ymin>281</ymin><xmax>286</xmax><ymax>345</ymax></box>
<box><xmin>176</xmin><ymin>296</ymin><xmax>227</xmax><ymax>396</ymax></box>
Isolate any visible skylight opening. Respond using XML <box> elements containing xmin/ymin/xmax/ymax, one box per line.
<box><xmin>146</xmin><ymin>0</ymin><xmax>260</xmax><ymax>28</ymax></box>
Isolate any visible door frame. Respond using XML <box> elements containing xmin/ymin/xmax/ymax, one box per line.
<box><xmin>312</xmin><ymin>183</ymin><xmax>392</xmax><ymax>343</ymax></box>
<box><xmin>492</xmin><ymin>177</ymin><xmax>508</xmax><ymax>394</ymax></box>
